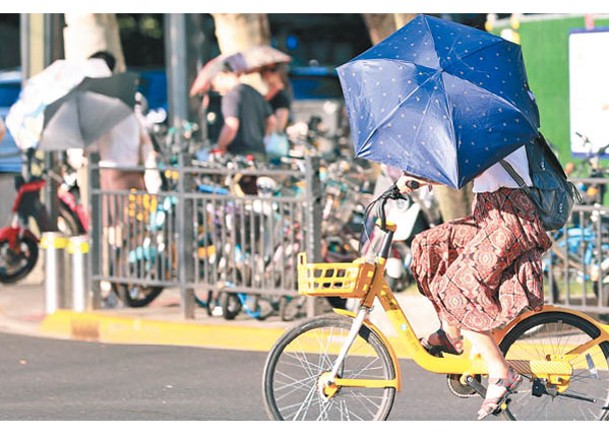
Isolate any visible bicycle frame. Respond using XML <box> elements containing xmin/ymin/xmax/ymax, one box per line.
<box><xmin>306</xmin><ymin>220</ymin><xmax>609</xmax><ymax>394</ymax></box>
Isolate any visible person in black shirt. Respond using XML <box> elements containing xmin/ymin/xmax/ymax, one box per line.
<box><xmin>211</xmin><ymin>65</ymin><xmax>275</xmax><ymax>161</ymax></box>
<box><xmin>260</xmin><ymin>63</ymin><xmax>291</xmax><ymax>133</ymax></box>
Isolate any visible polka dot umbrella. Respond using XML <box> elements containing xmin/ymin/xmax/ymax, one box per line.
<box><xmin>337</xmin><ymin>14</ymin><xmax>540</xmax><ymax>189</ymax></box>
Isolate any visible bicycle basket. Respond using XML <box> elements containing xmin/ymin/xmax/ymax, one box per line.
<box><xmin>297</xmin><ymin>253</ymin><xmax>375</xmax><ymax>298</ymax></box>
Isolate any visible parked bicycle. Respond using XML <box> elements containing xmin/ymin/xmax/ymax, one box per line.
<box><xmin>0</xmin><ymin>150</ymin><xmax>86</xmax><ymax>283</ymax></box>
<box><xmin>262</xmin><ymin>183</ymin><xmax>609</xmax><ymax>421</ymax></box>
<box><xmin>193</xmin><ymin>157</ymin><xmax>300</xmax><ymax>321</ymax></box>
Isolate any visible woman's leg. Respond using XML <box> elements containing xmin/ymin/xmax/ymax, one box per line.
<box><xmin>462</xmin><ymin>329</ymin><xmax>509</xmax><ymax>376</ymax></box>
<box><xmin>439</xmin><ymin>318</ymin><xmax>464</xmax><ymax>353</ymax></box>
<box><xmin>462</xmin><ymin>328</ymin><xmax>521</xmax><ymax>419</ymax></box>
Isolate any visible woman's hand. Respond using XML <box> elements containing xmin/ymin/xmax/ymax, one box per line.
<box><xmin>396</xmin><ymin>173</ymin><xmax>430</xmax><ymax>194</ymax></box>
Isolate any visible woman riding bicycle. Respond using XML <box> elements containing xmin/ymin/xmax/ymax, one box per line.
<box><xmin>396</xmin><ymin>142</ymin><xmax>552</xmax><ymax>420</ymax></box>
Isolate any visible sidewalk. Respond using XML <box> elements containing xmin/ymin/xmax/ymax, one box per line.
<box><xmin>0</xmin><ymin>266</ymin><xmax>439</xmax><ymax>358</ymax></box>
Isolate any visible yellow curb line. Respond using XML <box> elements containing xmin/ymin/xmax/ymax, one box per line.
<box><xmin>39</xmin><ymin>310</ymin><xmax>413</xmax><ymax>358</ymax></box>
<box><xmin>47</xmin><ymin>309</ymin><xmax>609</xmax><ymax>360</ymax></box>
<box><xmin>40</xmin><ymin>310</ymin><xmax>289</xmax><ymax>352</ymax></box>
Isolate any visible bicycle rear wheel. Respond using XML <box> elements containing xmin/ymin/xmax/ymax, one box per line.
<box><xmin>262</xmin><ymin>313</ymin><xmax>396</xmax><ymax>421</ymax></box>
<box><xmin>499</xmin><ymin>311</ymin><xmax>609</xmax><ymax>421</ymax></box>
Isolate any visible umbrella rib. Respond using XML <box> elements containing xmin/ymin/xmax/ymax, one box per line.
<box><xmin>360</xmin><ymin>68</ymin><xmax>441</xmax><ymax>151</ymax></box>
<box><xmin>431</xmin><ymin>32</ymin><xmax>532</xmax><ymax>121</ymax></box>
<box><xmin>422</xmin><ymin>16</ymin><xmax>506</xmax><ymax>73</ymax></box>
<box><xmin>453</xmin><ymin>74</ymin><xmax>538</xmax><ymax>130</ymax></box>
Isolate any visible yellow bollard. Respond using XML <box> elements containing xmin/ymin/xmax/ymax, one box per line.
<box><xmin>67</xmin><ymin>235</ymin><xmax>90</xmax><ymax>312</ymax></box>
<box><xmin>40</xmin><ymin>232</ymin><xmax>68</xmax><ymax>314</ymax></box>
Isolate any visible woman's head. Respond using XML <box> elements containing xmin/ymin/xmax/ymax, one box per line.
<box><xmin>211</xmin><ymin>69</ymin><xmax>240</xmax><ymax>96</ymax></box>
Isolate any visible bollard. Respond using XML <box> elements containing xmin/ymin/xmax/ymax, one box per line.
<box><xmin>68</xmin><ymin>235</ymin><xmax>90</xmax><ymax>312</ymax></box>
<box><xmin>40</xmin><ymin>232</ymin><xmax>68</xmax><ymax>314</ymax></box>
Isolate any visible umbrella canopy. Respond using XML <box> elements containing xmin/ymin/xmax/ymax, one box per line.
<box><xmin>189</xmin><ymin>46</ymin><xmax>292</xmax><ymax>96</ymax></box>
<box><xmin>236</xmin><ymin>45</ymin><xmax>292</xmax><ymax>73</ymax></box>
<box><xmin>39</xmin><ymin>73</ymin><xmax>139</xmax><ymax>150</ymax></box>
<box><xmin>190</xmin><ymin>54</ymin><xmax>235</xmax><ymax>96</ymax></box>
<box><xmin>6</xmin><ymin>59</ymin><xmax>138</xmax><ymax>151</ymax></box>
<box><xmin>337</xmin><ymin>14</ymin><xmax>540</xmax><ymax>189</ymax></box>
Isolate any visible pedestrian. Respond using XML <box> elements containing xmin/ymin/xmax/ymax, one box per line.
<box><xmin>210</xmin><ymin>62</ymin><xmax>276</xmax><ymax>193</ymax></box>
<box><xmin>260</xmin><ymin>63</ymin><xmax>291</xmax><ymax>134</ymax></box>
<box><xmin>211</xmin><ymin>63</ymin><xmax>275</xmax><ymax>160</ymax></box>
<box><xmin>396</xmin><ymin>143</ymin><xmax>552</xmax><ymax>420</ymax></box>
<box><xmin>68</xmin><ymin>51</ymin><xmax>159</xmax><ymax>206</ymax></box>
<box><xmin>65</xmin><ymin>51</ymin><xmax>159</xmax><ymax>306</ymax></box>
<box><xmin>259</xmin><ymin>63</ymin><xmax>291</xmax><ymax>160</ymax></box>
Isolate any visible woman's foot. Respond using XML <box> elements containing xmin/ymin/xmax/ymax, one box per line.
<box><xmin>420</xmin><ymin>328</ymin><xmax>464</xmax><ymax>357</ymax></box>
<box><xmin>477</xmin><ymin>367</ymin><xmax>523</xmax><ymax>420</ymax></box>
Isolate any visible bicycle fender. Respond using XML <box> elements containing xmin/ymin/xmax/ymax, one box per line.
<box><xmin>0</xmin><ymin>227</ymin><xmax>38</xmax><ymax>249</ymax></box>
<box><xmin>494</xmin><ymin>305</ymin><xmax>609</xmax><ymax>342</ymax></box>
<box><xmin>333</xmin><ymin>308</ymin><xmax>403</xmax><ymax>391</ymax></box>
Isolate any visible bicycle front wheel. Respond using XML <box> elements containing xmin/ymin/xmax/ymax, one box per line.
<box><xmin>499</xmin><ymin>311</ymin><xmax>609</xmax><ymax>421</ymax></box>
<box><xmin>262</xmin><ymin>313</ymin><xmax>397</xmax><ymax>421</ymax></box>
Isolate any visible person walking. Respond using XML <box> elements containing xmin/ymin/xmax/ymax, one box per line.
<box><xmin>210</xmin><ymin>63</ymin><xmax>276</xmax><ymax>160</ymax></box>
<box><xmin>396</xmin><ymin>143</ymin><xmax>552</xmax><ymax>420</ymax></box>
<box><xmin>210</xmin><ymin>63</ymin><xmax>275</xmax><ymax>194</ymax></box>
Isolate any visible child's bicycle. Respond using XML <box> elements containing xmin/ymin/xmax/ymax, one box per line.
<box><xmin>261</xmin><ymin>184</ymin><xmax>609</xmax><ymax>421</ymax></box>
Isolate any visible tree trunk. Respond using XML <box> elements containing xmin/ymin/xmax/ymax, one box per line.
<box><xmin>211</xmin><ymin>13</ymin><xmax>270</xmax><ymax>94</ymax></box>
<box><xmin>211</xmin><ymin>13</ymin><xmax>270</xmax><ymax>53</ymax></box>
<box><xmin>63</xmin><ymin>13</ymin><xmax>126</xmax><ymax>72</ymax></box>
<box><xmin>394</xmin><ymin>14</ymin><xmax>418</xmax><ymax>29</ymax></box>
<box><xmin>362</xmin><ymin>13</ymin><xmax>397</xmax><ymax>45</ymax></box>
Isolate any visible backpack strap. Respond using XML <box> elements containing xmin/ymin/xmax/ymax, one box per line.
<box><xmin>499</xmin><ymin>159</ymin><xmax>531</xmax><ymax>193</ymax></box>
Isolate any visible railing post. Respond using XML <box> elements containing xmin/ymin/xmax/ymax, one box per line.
<box><xmin>177</xmin><ymin>151</ymin><xmax>195</xmax><ymax>319</ymax></box>
<box><xmin>304</xmin><ymin>155</ymin><xmax>322</xmax><ymax>317</ymax></box>
<box><xmin>88</xmin><ymin>152</ymin><xmax>102</xmax><ymax>309</ymax></box>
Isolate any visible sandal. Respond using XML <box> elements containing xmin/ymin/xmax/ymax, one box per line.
<box><xmin>477</xmin><ymin>367</ymin><xmax>523</xmax><ymax>420</ymax></box>
<box><xmin>419</xmin><ymin>329</ymin><xmax>464</xmax><ymax>357</ymax></box>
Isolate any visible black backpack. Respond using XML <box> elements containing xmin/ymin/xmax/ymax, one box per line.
<box><xmin>500</xmin><ymin>133</ymin><xmax>582</xmax><ymax>231</ymax></box>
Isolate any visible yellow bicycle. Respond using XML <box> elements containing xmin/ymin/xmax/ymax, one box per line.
<box><xmin>262</xmin><ymin>185</ymin><xmax>609</xmax><ymax>421</ymax></box>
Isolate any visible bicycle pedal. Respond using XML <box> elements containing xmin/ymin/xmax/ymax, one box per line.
<box><xmin>463</xmin><ymin>375</ymin><xmax>487</xmax><ymax>398</ymax></box>
<box><xmin>446</xmin><ymin>374</ymin><xmax>479</xmax><ymax>398</ymax></box>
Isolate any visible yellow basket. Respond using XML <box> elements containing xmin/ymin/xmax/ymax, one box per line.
<box><xmin>297</xmin><ymin>253</ymin><xmax>376</xmax><ymax>298</ymax></box>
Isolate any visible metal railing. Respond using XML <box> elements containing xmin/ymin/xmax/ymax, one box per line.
<box><xmin>85</xmin><ymin>158</ymin><xmax>609</xmax><ymax>319</ymax></box>
<box><xmin>87</xmin><ymin>153</ymin><xmax>322</xmax><ymax>319</ymax></box>
<box><xmin>544</xmin><ymin>176</ymin><xmax>609</xmax><ymax>316</ymax></box>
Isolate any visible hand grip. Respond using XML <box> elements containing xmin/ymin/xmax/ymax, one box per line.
<box><xmin>405</xmin><ymin>180</ymin><xmax>420</xmax><ymax>189</ymax></box>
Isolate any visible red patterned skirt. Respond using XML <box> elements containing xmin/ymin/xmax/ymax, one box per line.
<box><xmin>409</xmin><ymin>187</ymin><xmax>553</xmax><ymax>332</ymax></box>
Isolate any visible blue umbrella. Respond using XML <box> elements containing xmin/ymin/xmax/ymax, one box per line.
<box><xmin>337</xmin><ymin>14</ymin><xmax>540</xmax><ymax>189</ymax></box>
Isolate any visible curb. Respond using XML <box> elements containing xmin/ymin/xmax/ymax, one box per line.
<box><xmin>39</xmin><ymin>309</ymin><xmax>414</xmax><ymax>358</ymax></box>
<box><xmin>40</xmin><ymin>310</ymin><xmax>291</xmax><ymax>352</ymax></box>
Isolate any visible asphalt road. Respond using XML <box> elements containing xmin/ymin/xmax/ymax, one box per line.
<box><xmin>0</xmin><ymin>331</ymin><xmax>488</xmax><ymax>421</ymax></box>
